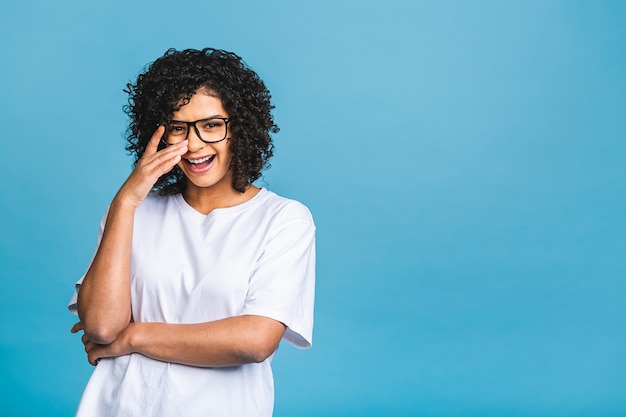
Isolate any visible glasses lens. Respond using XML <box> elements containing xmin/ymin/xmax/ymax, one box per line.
<box><xmin>165</xmin><ymin>122</ymin><xmax>188</xmax><ymax>143</ymax></box>
<box><xmin>196</xmin><ymin>118</ymin><xmax>227</xmax><ymax>142</ymax></box>
<box><xmin>165</xmin><ymin>118</ymin><xmax>227</xmax><ymax>144</ymax></box>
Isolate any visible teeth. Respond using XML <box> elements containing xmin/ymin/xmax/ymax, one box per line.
<box><xmin>187</xmin><ymin>156</ymin><xmax>213</xmax><ymax>164</ymax></box>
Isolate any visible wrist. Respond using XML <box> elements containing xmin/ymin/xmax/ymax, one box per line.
<box><xmin>125</xmin><ymin>322</ymin><xmax>142</xmax><ymax>352</ymax></box>
<box><xmin>111</xmin><ymin>192</ymin><xmax>141</xmax><ymax>212</ymax></box>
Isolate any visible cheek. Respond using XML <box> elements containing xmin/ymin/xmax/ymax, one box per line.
<box><xmin>225</xmin><ymin>153</ymin><xmax>234</xmax><ymax>171</ymax></box>
<box><xmin>221</xmin><ymin>144</ymin><xmax>234</xmax><ymax>165</ymax></box>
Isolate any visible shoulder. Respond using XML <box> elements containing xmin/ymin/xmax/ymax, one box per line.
<box><xmin>256</xmin><ymin>189</ymin><xmax>315</xmax><ymax>226</ymax></box>
<box><xmin>136</xmin><ymin>191</ymin><xmax>179</xmax><ymax>217</ymax></box>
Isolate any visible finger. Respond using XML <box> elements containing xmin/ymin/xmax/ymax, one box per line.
<box><xmin>88</xmin><ymin>352</ymin><xmax>101</xmax><ymax>366</ymax></box>
<box><xmin>70</xmin><ymin>321</ymin><xmax>84</xmax><ymax>333</ymax></box>
<box><xmin>81</xmin><ymin>334</ymin><xmax>89</xmax><ymax>345</ymax></box>
<box><xmin>146</xmin><ymin>140</ymin><xmax>187</xmax><ymax>164</ymax></box>
<box><xmin>87</xmin><ymin>344</ymin><xmax>105</xmax><ymax>366</ymax></box>
<box><xmin>138</xmin><ymin>141</ymin><xmax>187</xmax><ymax>178</ymax></box>
<box><xmin>137</xmin><ymin>135</ymin><xmax>187</xmax><ymax>171</ymax></box>
<box><xmin>144</xmin><ymin>125</ymin><xmax>166</xmax><ymax>155</ymax></box>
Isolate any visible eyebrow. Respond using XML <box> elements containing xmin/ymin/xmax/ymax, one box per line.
<box><xmin>169</xmin><ymin>115</ymin><xmax>227</xmax><ymax>123</ymax></box>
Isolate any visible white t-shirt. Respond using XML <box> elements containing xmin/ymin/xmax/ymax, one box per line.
<box><xmin>68</xmin><ymin>188</ymin><xmax>315</xmax><ymax>417</ymax></box>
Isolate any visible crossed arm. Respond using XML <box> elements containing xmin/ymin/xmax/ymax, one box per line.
<box><xmin>72</xmin><ymin>127</ymin><xmax>285</xmax><ymax>367</ymax></box>
<box><xmin>71</xmin><ymin>316</ymin><xmax>286</xmax><ymax>367</ymax></box>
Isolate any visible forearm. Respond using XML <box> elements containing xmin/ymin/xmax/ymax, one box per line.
<box><xmin>126</xmin><ymin>315</ymin><xmax>286</xmax><ymax>367</ymax></box>
<box><xmin>77</xmin><ymin>196</ymin><xmax>135</xmax><ymax>344</ymax></box>
<box><xmin>77</xmin><ymin>129</ymin><xmax>187</xmax><ymax>344</ymax></box>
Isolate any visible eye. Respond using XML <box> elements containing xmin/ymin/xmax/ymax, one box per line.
<box><xmin>167</xmin><ymin>124</ymin><xmax>187</xmax><ymax>135</ymax></box>
<box><xmin>201</xmin><ymin>120</ymin><xmax>222</xmax><ymax>130</ymax></box>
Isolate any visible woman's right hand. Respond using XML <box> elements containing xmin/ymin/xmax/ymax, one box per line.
<box><xmin>115</xmin><ymin>126</ymin><xmax>188</xmax><ymax>208</ymax></box>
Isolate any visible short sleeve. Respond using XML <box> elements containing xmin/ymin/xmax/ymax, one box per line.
<box><xmin>68</xmin><ymin>210</ymin><xmax>108</xmax><ymax>315</ymax></box>
<box><xmin>240</xmin><ymin>203</ymin><xmax>316</xmax><ymax>349</ymax></box>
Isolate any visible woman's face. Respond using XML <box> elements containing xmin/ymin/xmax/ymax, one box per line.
<box><xmin>169</xmin><ymin>90</ymin><xmax>234</xmax><ymax>192</ymax></box>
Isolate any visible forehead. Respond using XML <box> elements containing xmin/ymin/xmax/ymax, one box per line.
<box><xmin>172</xmin><ymin>90</ymin><xmax>227</xmax><ymax>120</ymax></box>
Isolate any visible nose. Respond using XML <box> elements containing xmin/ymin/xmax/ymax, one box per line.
<box><xmin>185</xmin><ymin>125</ymin><xmax>206</xmax><ymax>152</ymax></box>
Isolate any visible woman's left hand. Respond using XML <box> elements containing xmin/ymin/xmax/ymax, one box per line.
<box><xmin>71</xmin><ymin>321</ymin><xmax>135</xmax><ymax>366</ymax></box>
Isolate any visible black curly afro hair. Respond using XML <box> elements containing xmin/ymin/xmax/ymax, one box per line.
<box><xmin>124</xmin><ymin>48</ymin><xmax>278</xmax><ymax>194</ymax></box>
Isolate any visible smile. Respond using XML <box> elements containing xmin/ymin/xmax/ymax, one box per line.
<box><xmin>182</xmin><ymin>154</ymin><xmax>216</xmax><ymax>175</ymax></box>
<box><xmin>186</xmin><ymin>155</ymin><xmax>215</xmax><ymax>164</ymax></box>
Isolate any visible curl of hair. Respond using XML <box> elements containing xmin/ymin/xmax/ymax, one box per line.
<box><xmin>123</xmin><ymin>48</ymin><xmax>278</xmax><ymax>194</ymax></box>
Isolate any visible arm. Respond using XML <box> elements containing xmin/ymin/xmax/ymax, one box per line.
<box><xmin>76</xmin><ymin>127</ymin><xmax>188</xmax><ymax>344</ymax></box>
<box><xmin>74</xmin><ymin>315</ymin><xmax>286</xmax><ymax>367</ymax></box>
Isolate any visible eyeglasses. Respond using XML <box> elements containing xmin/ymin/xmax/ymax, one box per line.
<box><xmin>162</xmin><ymin>117</ymin><xmax>230</xmax><ymax>144</ymax></box>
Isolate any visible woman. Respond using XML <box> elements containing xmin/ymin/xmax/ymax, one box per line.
<box><xmin>68</xmin><ymin>48</ymin><xmax>315</xmax><ymax>417</ymax></box>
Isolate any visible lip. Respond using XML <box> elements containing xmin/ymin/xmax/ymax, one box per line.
<box><xmin>182</xmin><ymin>154</ymin><xmax>216</xmax><ymax>175</ymax></box>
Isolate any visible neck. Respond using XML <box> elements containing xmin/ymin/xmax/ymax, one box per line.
<box><xmin>182</xmin><ymin>182</ymin><xmax>260</xmax><ymax>215</ymax></box>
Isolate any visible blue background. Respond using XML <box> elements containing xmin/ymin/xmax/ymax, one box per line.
<box><xmin>1</xmin><ymin>1</ymin><xmax>625</xmax><ymax>416</ymax></box>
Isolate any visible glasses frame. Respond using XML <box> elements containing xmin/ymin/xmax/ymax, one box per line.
<box><xmin>162</xmin><ymin>117</ymin><xmax>231</xmax><ymax>145</ymax></box>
